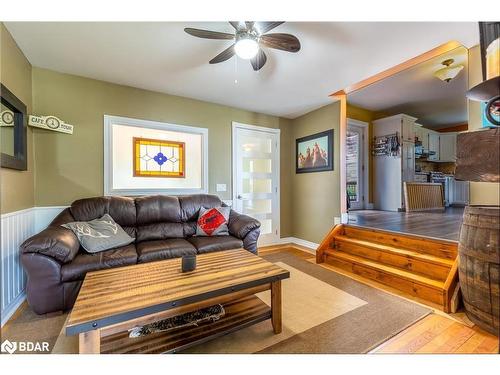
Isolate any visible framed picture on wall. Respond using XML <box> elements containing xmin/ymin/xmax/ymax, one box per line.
<box><xmin>296</xmin><ymin>129</ymin><xmax>334</xmax><ymax>173</ymax></box>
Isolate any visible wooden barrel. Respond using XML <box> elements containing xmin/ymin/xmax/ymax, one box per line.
<box><xmin>458</xmin><ymin>206</ymin><xmax>500</xmax><ymax>336</ymax></box>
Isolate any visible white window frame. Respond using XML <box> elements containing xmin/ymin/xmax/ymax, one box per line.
<box><xmin>103</xmin><ymin>114</ymin><xmax>208</xmax><ymax>196</ymax></box>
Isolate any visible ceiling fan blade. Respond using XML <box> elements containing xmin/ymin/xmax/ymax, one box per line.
<box><xmin>184</xmin><ymin>28</ymin><xmax>234</xmax><ymax>40</ymax></box>
<box><xmin>209</xmin><ymin>44</ymin><xmax>236</xmax><ymax>64</ymax></box>
<box><xmin>250</xmin><ymin>49</ymin><xmax>267</xmax><ymax>71</ymax></box>
<box><xmin>260</xmin><ymin>33</ymin><xmax>301</xmax><ymax>52</ymax></box>
<box><xmin>229</xmin><ymin>21</ymin><xmax>241</xmax><ymax>30</ymax></box>
<box><xmin>245</xmin><ymin>21</ymin><xmax>255</xmax><ymax>30</ymax></box>
<box><xmin>256</xmin><ymin>21</ymin><xmax>284</xmax><ymax>34</ymax></box>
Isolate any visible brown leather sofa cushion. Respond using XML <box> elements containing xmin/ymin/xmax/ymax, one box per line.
<box><xmin>136</xmin><ymin>222</ymin><xmax>185</xmax><ymax>242</ymax></box>
<box><xmin>178</xmin><ymin>194</ymin><xmax>223</xmax><ymax>222</ymax></box>
<box><xmin>21</xmin><ymin>226</ymin><xmax>80</xmax><ymax>264</ymax></box>
<box><xmin>136</xmin><ymin>239</ymin><xmax>197</xmax><ymax>263</ymax></box>
<box><xmin>70</xmin><ymin>196</ymin><xmax>137</xmax><ymax>238</ymax></box>
<box><xmin>188</xmin><ymin>235</ymin><xmax>243</xmax><ymax>254</ymax></box>
<box><xmin>61</xmin><ymin>244</ymin><xmax>137</xmax><ymax>282</ymax></box>
<box><xmin>136</xmin><ymin>195</ymin><xmax>182</xmax><ymax>225</ymax></box>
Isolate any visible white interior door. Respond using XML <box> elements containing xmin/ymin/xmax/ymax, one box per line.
<box><xmin>232</xmin><ymin>122</ymin><xmax>280</xmax><ymax>245</ymax></box>
<box><xmin>346</xmin><ymin>121</ymin><xmax>367</xmax><ymax>210</ymax></box>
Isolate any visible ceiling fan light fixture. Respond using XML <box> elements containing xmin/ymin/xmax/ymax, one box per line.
<box><xmin>434</xmin><ymin>58</ymin><xmax>464</xmax><ymax>83</ymax></box>
<box><xmin>234</xmin><ymin>37</ymin><xmax>259</xmax><ymax>59</ymax></box>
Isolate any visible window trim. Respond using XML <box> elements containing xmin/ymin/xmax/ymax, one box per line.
<box><xmin>103</xmin><ymin>114</ymin><xmax>208</xmax><ymax>196</ymax></box>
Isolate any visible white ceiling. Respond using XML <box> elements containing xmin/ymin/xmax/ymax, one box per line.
<box><xmin>5</xmin><ymin>22</ymin><xmax>478</xmax><ymax>119</ymax></box>
<box><xmin>348</xmin><ymin>46</ymin><xmax>469</xmax><ymax>128</ymax></box>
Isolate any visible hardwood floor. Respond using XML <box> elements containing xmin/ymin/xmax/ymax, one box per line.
<box><xmin>372</xmin><ymin>314</ymin><xmax>499</xmax><ymax>354</ymax></box>
<box><xmin>347</xmin><ymin>207</ymin><xmax>464</xmax><ymax>241</ymax></box>
<box><xmin>262</xmin><ymin>245</ymin><xmax>498</xmax><ymax>354</ymax></box>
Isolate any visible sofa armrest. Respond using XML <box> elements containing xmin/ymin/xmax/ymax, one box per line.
<box><xmin>228</xmin><ymin>210</ymin><xmax>261</xmax><ymax>240</ymax></box>
<box><xmin>21</xmin><ymin>253</ymin><xmax>65</xmax><ymax>314</ymax></box>
<box><xmin>20</xmin><ymin>226</ymin><xmax>80</xmax><ymax>264</ymax></box>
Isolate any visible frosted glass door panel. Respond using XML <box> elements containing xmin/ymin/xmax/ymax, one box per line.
<box><xmin>239</xmin><ymin>135</ymin><xmax>272</xmax><ymax>153</ymax></box>
<box><xmin>242</xmin><ymin>178</ymin><xmax>272</xmax><ymax>194</ymax></box>
<box><xmin>242</xmin><ymin>158</ymin><xmax>272</xmax><ymax>174</ymax></box>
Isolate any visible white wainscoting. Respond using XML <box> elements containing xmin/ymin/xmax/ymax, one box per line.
<box><xmin>1</xmin><ymin>208</ymin><xmax>34</xmax><ymax>326</ymax></box>
<box><xmin>0</xmin><ymin>206</ymin><xmax>66</xmax><ymax>326</ymax></box>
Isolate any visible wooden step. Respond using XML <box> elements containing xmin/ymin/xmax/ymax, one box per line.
<box><xmin>341</xmin><ymin>225</ymin><xmax>458</xmax><ymax>259</ymax></box>
<box><xmin>332</xmin><ymin>235</ymin><xmax>453</xmax><ymax>281</ymax></box>
<box><xmin>323</xmin><ymin>251</ymin><xmax>446</xmax><ymax>306</ymax></box>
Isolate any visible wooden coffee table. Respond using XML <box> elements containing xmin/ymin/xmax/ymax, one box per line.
<box><xmin>66</xmin><ymin>248</ymin><xmax>290</xmax><ymax>354</ymax></box>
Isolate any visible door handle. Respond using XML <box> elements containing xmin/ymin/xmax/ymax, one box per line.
<box><xmin>237</xmin><ymin>195</ymin><xmax>242</xmax><ymax>199</ymax></box>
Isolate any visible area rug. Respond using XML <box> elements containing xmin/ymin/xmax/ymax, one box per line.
<box><xmin>51</xmin><ymin>252</ymin><xmax>431</xmax><ymax>354</ymax></box>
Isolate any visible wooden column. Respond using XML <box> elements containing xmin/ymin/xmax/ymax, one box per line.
<box><xmin>271</xmin><ymin>280</ymin><xmax>282</xmax><ymax>334</ymax></box>
<box><xmin>79</xmin><ymin>329</ymin><xmax>101</xmax><ymax>354</ymax></box>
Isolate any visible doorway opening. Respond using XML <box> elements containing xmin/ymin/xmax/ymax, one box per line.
<box><xmin>346</xmin><ymin>119</ymin><xmax>369</xmax><ymax>210</ymax></box>
<box><xmin>333</xmin><ymin>41</ymin><xmax>470</xmax><ymax>241</ymax></box>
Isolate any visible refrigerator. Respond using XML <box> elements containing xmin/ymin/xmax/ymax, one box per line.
<box><xmin>373</xmin><ymin>114</ymin><xmax>416</xmax><ymax>211</ymax></box>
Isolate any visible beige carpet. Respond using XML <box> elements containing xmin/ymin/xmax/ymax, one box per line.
<box><xmin>184</xmin><ymin>262</ymin><xmax>367</xmax><ymax>353</ymax></box>
<box><xmin>52</xmin><ymin>262</ymin><xmax>367</xmax><ymax>353</ymax></box>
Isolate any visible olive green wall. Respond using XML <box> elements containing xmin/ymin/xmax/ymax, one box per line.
<box><xmin>289</xmin><ymin>102</ymin><xmax>341</xmax><ymax>243</ymax></box>
<box><xmin>467</xmin><ymin>44</ymin><xmax>500</xmax><ymax>206</ymax></box>
<box><xmin>0</xmin><ymin>23</ymin><xmax>34</xmax><ymax>214</ymax></box>
<box><xmin>31</xmin><ymin>67</ymin><xmax>294</xmax><ymax>235</ymax></box>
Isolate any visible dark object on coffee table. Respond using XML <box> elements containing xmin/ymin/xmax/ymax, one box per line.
<box><xmin>182</xmin><ymin>254</ymin><xmax>197</xmax><ymax>272</ymax></box>
<box><xmin>128</xmin><ymin>304</ymin><xmax>225</xmax><ymax>338</ymax></box>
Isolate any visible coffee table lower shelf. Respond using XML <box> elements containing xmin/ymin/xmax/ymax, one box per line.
<box><xmin>100</xmin><ymin>295</ymin><xmax>271</xmax><ymax>354</ymax></box>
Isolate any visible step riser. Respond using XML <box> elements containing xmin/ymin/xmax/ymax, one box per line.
<box><xmin>332</xmin><ymin>242</ymin><xmax>450</xmax><ymax>281</ymax></box>
<box><xmin>324</xmin><ymin>254</ymin><xmax>445</xmax><ymax>306</ymax></box>
<box><xmin>342</xmin><ymin>227</ymin><xmax>457</xmax><ymax>259</ymax></box>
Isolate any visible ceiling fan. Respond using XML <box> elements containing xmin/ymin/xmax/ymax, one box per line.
<box><xmin>184</xmin><ymin>21</ymin><xmax>301</xmax><ymax>71</ymax></box>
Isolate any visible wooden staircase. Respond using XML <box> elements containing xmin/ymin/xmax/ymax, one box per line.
<box><xmin>316</xmin><ymin>224</ymin><xmax>459</xmax><ymax>312</ymax></box>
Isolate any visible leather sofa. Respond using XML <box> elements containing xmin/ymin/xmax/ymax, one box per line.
<box><xmin>20</xmin><ymin>194</ymin><xmax>261</xmax><ymax>315</ymax></box>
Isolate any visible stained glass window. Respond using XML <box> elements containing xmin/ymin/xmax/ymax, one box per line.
<box><xmin>133</xmin><ymin>137</ymin><xmax>185</xmax><ymax>178</ymax></box>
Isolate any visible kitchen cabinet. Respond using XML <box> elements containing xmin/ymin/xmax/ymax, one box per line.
<box><xmin>438</xmin><ymin>133</ymin><xmax>457</xmax><ymax>162</ymax></box>
<box><xmin>428</xmin><ymin>131</ymin><xmax>440</xmax><ymax>161</ymax></box>
<box><xmin>420</xmin><ymin>127</ymin><xmax>429</xmax><ymax>150</ymax></box>
<box><xmin>401</xmin><ymin>115</ymin><xmax>417</xmax><ymax>142</ymax></box>
<box><xmin>414</xmin><ymin>123</ymin><xmax>429</xmax><ymax>149</ymax></box>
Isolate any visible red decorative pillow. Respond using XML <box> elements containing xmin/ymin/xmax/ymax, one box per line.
<box><xmin>195</xmin><ymin>206</ymin><xmax>231</xmax><ymax>236</ymax></box>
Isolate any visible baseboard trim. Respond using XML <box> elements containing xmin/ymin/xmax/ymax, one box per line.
<box><xmin>276</xmin><ymin>237</ymin><xmax>319</xmax><ymax>253</ymax></box>
<box><xmin>1</xmin><ymin>291</ymin><xmax>26</xmax><ymax>327</ymax></box>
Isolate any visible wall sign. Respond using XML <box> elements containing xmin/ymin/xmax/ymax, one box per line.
<box><xmin>0</xmin><ymin>110</ymin><xmax>15</xmax><ymax>127</ymax></box>
<box><xmin>28</xmin><ymin>115</ymin><xmax>74</xmax><ymax>134</ymax></box>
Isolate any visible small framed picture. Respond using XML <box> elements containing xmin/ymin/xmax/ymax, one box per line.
<box><xmin>296</xmin><ymin>129</ymin><xmax>334</xmax><ymax>173</ymax></box>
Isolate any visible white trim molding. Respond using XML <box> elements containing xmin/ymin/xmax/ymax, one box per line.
<box><xmin>103</xmin><ymin>114</ymin><xmax>209</xmax><ymax>196</ymax></box>
<box><xmin>232</xmin><ymin>121</ymin><xmax>281</xmax><ymax>246</ymax></box>
<box><xmin>278</xmin><ymin>237</ymin><xmax>319</xmax><ymax>254</ymax></box>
